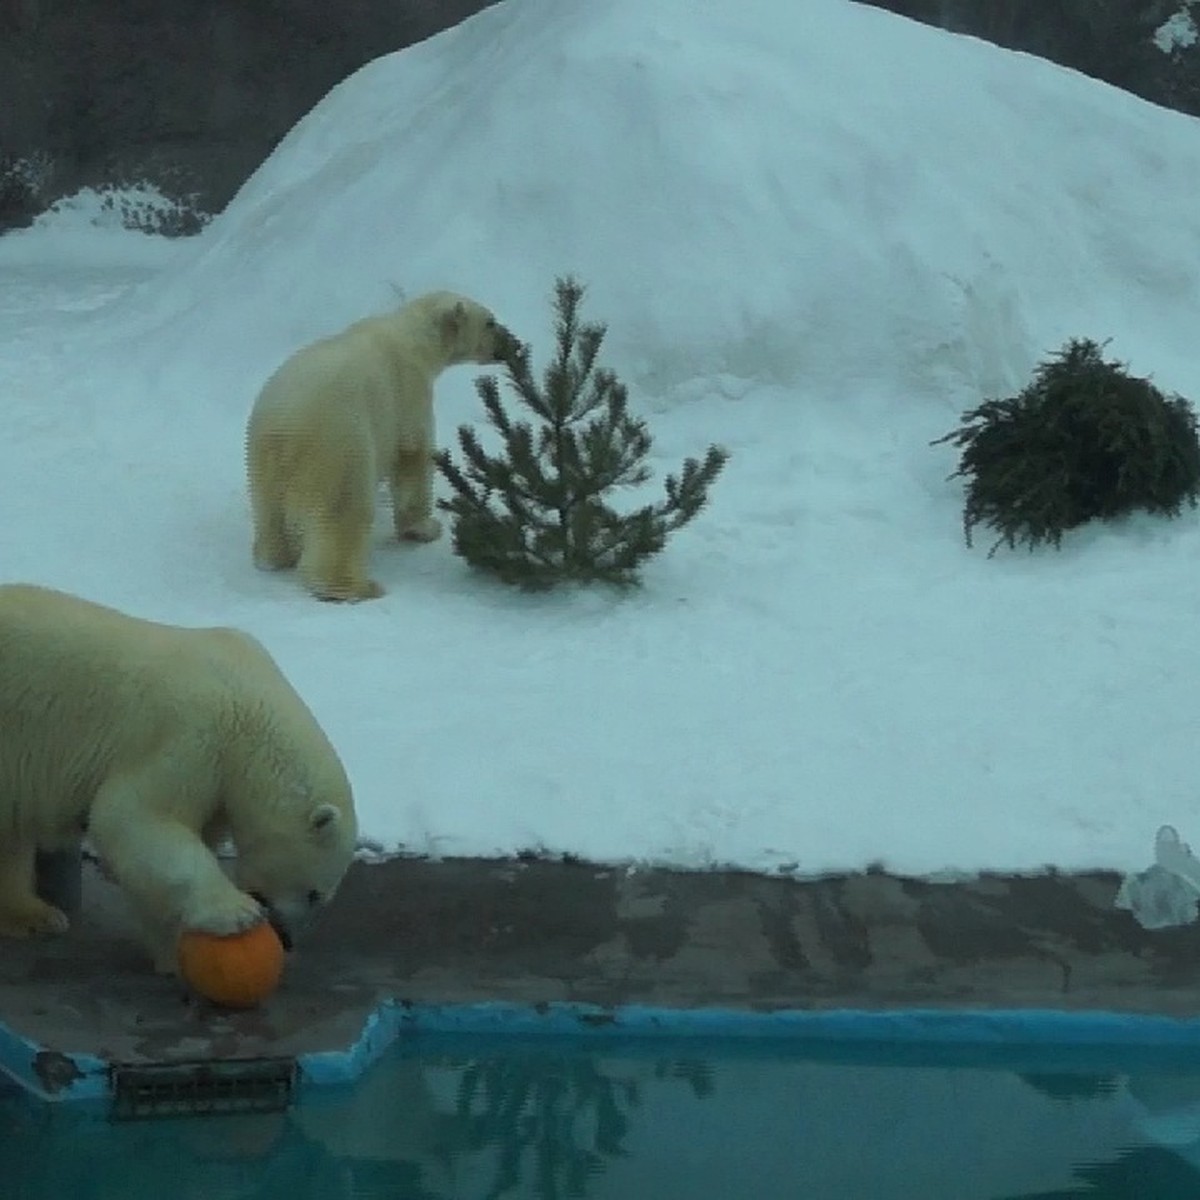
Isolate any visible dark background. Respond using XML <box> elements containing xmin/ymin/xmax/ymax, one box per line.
<box><xmin>2</xmin><ymin>0</ymin><xmax>1198</xmax><ymax>234</ymax></box>
<box><xmin>868</xmin><ymin>0</ymin><xmax>1200</xmax><ymax>112</ymax></box>
<box><xmin>0</xmin><ymin>0</ymin><xmax>497</xmax><ymax>230</ymax></box>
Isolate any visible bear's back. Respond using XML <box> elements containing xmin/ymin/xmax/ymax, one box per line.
<box><xmin>0</xmin><ymin>587</ymin><xmax>242</xmax><ymax>801</ymax></box>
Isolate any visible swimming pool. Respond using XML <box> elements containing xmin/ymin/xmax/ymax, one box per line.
<box><xmin>5</xmin><ymin>1033</ymin><xmax>1200</xmax><ymax>1198</ymax></box>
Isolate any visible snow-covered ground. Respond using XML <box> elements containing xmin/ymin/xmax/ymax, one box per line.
<box><xmin>3</xmin><ymin>0</ymin><xmax>1200</xmax><ymax>879</ymax></box>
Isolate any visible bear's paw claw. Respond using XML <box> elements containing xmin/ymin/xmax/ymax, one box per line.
<box><xmin>181</xmin><ymin>890</ymin><xmax>265</xmax><ymax>937</ymax></box>
<box><xmin>312</xmin><ymin>579</ymin><xmax>384</xmax><ymax>603</ymax></box>
<box><xmin>399</xmin><ymin>517</ymin><xmax>442</xmax><ymax>544</ymax></box>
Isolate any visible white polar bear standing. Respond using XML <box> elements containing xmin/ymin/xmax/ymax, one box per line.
<box><xmin>246</xmin><ymin>290</ymin><xmax>520</xmax><ymax>602</ymax></box>
<box><xmin>0</xmin><ymin>584</ymin><xmax>359</xmax><ymax>972</ymax></box>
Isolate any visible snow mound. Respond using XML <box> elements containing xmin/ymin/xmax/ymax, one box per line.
<box><xmin>7</xmin><ymin>1</ymin><xmax>1200</xmax><ymax>875</ymax></box>
<box><xmin>126</xmin><ymin>0</ymin><xmax>1200</xmax><ymax>407</ymax></box>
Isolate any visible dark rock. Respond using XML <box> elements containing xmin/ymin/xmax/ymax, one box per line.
<box><xmin>860</xmin><ymin>1</ymin><xmax>1200</xmax><ymax>119</ymax></box>
<box><xmin>0</xmin><ymin>0</ymin><xmax>496</xmax><ymax>233</ymax></box>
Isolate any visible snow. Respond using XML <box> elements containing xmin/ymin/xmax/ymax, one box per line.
<box><xmin>3</xmin><ymin>0</ymin><xmax>1200</xmax><ymax>879</ymax></box>
<box><xmin>1155</xmin><ymin>6</ymin><xmax>1199</xmax><ymax>54</ymax></box>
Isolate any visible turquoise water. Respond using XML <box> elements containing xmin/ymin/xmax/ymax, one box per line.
<box><xmin>6</xmin><ymin>1036</ymin><xmax>1200</xmax><ymax>1198</ymax></box>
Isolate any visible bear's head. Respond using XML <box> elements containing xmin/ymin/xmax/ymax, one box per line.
<box><xmin>425</xmin><ymin>291</ymin><xmax>522</xmax><ymax>368</ymax></box>
<box><xmin>233</xmin><ymin>795</ymin><xmax>359</xmax><ymax>949</ymax></box>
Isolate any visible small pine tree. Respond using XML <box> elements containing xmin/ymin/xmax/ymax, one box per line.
<box><xmin>435</xmin><ymin>276</ymin><xmax>729</xmax><ymax>590</ymax></box>
<box><xmin>932</xmin><ymin>337</ymin><xmax>1200</xmax><ymax>556</ymax></box>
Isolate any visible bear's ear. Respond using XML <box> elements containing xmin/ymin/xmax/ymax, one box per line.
<box><xmin>308</xmin><ymin>803</ymin><xmax>341</xmax><ymax>839</ymax></box>
<box><xmin>439</xmin><ymin>301</ymin><xmax>467</xmax><ymax>345</ymax></box>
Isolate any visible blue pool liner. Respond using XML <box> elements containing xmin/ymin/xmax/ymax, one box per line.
<box><xmin>10</xmin><ymin>1000</ymin><xmax>1200</xmax><ymax>1103</ymax></box>
<box><xmin>0</xmin><ymin>1020</ymin><xmax>110</xmax><ymax>1104</ymax></box>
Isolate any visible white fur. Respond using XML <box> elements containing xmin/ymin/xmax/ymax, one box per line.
<box><xmin>246</xmin><ymin>290</ymin><xmax>517</xmax><ymax>601</ymax></box>
<box><xmin>0</xmin><ymin>584</ymin><xmax>358</xmax><ymax>972</ymax></box>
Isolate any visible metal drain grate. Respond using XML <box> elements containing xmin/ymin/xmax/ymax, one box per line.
<box><xmin>110</xmin><ymin>1057</ymin><xmax>296</xmax><ymax>1120</ymax></box>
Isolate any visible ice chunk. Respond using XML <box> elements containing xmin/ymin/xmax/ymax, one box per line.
<box><xmin>1115</xmin><ymin>826</ymin><xmax>1200</xmax><ymax>930</ymax></box>
<box><xmin>1154</xmin><ymin>825</ymin><xmax>1200</xmax><ymax>892</ymax></box>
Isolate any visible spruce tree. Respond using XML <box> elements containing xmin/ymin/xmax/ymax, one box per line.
<box><xmin>435</xmin><ymin>276</ymin><xmax>729</xmax><ymax>590</ymax></box>
<box><xmin>932</xmin><ymin>337</ymin><xmax>1200</xmax><ymax>555</ymax></box>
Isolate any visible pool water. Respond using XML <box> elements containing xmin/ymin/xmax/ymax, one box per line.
<box><xmin>5</xmin><ymin>1035</ymin><xmax>1200</xmax><ymax>1198</ymax></box>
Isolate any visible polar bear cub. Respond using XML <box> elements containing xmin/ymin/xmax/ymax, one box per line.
<box><xmin>0</xmin><ymin>584</ymin><xmax>358</xmax><ymax>972</ymax></box>
<box><xmin>246</xmin><ymin>290</ymin><xmax>519</xmax><ymax>602</ymax></box>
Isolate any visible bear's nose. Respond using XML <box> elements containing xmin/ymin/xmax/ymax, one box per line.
<box><xmin>269</xmin><ymin>912</ymin><xmax>294</xmax><ymax>951</ymax></box>
<box><xmin>249</xmin><ymin>891</ymin><xmax>294</xmax><ymax>951</ymax></box>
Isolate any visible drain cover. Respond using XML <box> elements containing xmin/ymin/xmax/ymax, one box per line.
<box><xmin>110</xmin><ymin>1057</ymin><xmax>296</xmax><ymax>1120</ymax></box>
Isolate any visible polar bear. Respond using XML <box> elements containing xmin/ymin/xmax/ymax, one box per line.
<box><xmin>246</xmin><ymin>290</ymin><xmax>520</xmax><ymax>602</ymax></box>
<box><xmin>0</xmin><ymin>584</ymin><xmax>358</xmax><ymax>972</ymax></box>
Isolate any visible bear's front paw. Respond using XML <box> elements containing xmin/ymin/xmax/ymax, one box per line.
<box><xmin>181</xmin><ymin>889</ymin><xmax>265</xmax><ymax>937</ymax></box>
<box><xmin>0</xmin><ymin>897</ymin><xmax>70</xmax><ymax>938</ymax></box>
<box><xmin>399</xmin><ymin>516</ymin><xmax>442</xmax><ymax>544</ymax></box>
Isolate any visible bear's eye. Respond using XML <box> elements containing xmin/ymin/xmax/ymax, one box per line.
<box><xmin>306</xmin><ymin>889</ymin><xmax>324</xmax><ymax>907</ymax></box>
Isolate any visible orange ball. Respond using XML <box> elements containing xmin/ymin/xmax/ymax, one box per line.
<box><xmin>177</xmin><ymin>921</ymin><xmax>285</xmax><ymax>1009</ymax></box>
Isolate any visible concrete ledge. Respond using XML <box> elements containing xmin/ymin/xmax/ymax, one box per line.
<box><xmin>5</xmin><ymin>854</ymin><xmax>1200</xmax><ymax>1104</ymax></box>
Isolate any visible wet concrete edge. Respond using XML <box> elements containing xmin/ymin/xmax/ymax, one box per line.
<box><xmin>4</xmin><ymin>855</ymin><xmax>1200</xmax><ymax>1104</ymax></box>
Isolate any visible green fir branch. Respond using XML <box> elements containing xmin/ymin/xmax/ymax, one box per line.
<box><xmin>933</xmin><ymin>337</ymin><xmax>1200</xmax><ymax>555</ymax></box>
<box><xmin>435</xmin><ymin>274</ymin><xmax>729</xmax><ymax>590</ymax></box>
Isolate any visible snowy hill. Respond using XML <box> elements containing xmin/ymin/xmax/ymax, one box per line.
<box><xmin>128</xmin><ymin>0</ymin><xmax>1200</xmax><ymax>404</ymax></box>
<box><xmin>2</xmin><ymin>0</ymin><xmax>1200</xmax><ymax>878</ymax></box>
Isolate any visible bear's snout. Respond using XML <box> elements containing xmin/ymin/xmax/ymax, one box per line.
<box><xmin>492</xmin><ymin>328</ymin><xmax>523</xmax><ymax>365</ymax></box>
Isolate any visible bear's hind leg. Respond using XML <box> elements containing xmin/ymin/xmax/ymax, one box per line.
<box><xmin>0</xmin><ymin>842</ymin><xmax>69</xmax><ymax>937</ymax></box>
<box><xmin>298</xmin><ymin>507</ymin><xmax>384</xmax><ymax>602</ymax></box>
<box><xmin>391</xmin><ymin>449</ymin><xmax>442</xmax><ymax>543</ymax></box>
<box><xmin>251</xmin><ymin>493</ymin><xmax>299</xmax><ymax>571</ymax></box>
